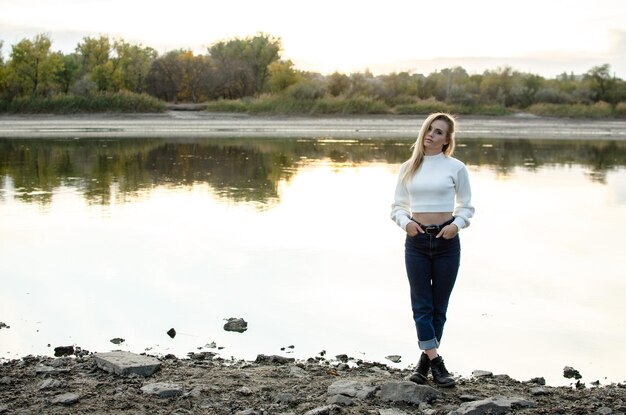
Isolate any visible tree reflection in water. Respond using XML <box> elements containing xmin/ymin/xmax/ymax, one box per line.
<box><xmin>1</xmin><ymin>137</ymin><xmax>624</xmax><ymax>206</ymax></box>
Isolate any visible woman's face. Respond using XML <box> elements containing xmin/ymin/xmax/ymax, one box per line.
<box><xmin>423</xmin><ymin>119</ymin><xmax>449</xmax><ymax>155</ymax></box>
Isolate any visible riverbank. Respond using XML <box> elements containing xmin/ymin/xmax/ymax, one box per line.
<box><xmin>1</xmin><ymin>112</ymin><xmax>625</xmax><ymax>140</ymax></box>
<box><xmin>0</xmin><ymin>351</ymin><xmax>623</xmax><ymax>414</ymax></box>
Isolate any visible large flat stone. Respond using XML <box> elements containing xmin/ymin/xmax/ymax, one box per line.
<box><xmin>93</xmin><ymin>351</ymin><xmax>161</xmax><ymax>377</ymax></box>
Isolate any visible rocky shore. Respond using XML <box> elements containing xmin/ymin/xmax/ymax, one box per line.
<box><xmin>0</xmin><ymin>349</ymin><xmax>623</xmax><ymax>415</ymax></box>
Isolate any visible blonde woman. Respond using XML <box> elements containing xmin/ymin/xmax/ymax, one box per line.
<box><xmin>390</xmin><ymin>113</ymin><xmax>474</xmax><ymax>387</ymax></box>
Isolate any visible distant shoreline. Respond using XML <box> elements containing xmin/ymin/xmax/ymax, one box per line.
<box><xmin>1</xmin><ymin>111</ymin><xmax>625</xmax><ymax>140</ymax></box>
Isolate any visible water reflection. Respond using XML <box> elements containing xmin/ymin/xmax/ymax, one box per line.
<box><xmin>1</xmin><ymin>136</ymin><xmax>625</xmax><ymax>386</ymax></box>
<box><xmin>1</xmin><ymin>137</ymin><xmax>625</xmax><ymax>206</ymax></box>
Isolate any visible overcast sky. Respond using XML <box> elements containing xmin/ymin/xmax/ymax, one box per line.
<box><xmin>1</xmin><ymin>0</ymin><xmax>625</xmax><ymax>78</ymax></box>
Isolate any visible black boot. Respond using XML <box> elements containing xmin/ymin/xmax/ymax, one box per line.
<box><xmin>408</xmin><ymin>352</ymin><xmax>430</xmax><ymax>384</ymax></box>
<box><xmin>430</xmin><ymin>356</ymin><xmax>456</xmax><ymax>387</ymax></box>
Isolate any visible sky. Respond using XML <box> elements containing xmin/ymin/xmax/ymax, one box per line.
<box><xmin>1</xmin><ymin>0</ymin><xmax>625</xmax><ymax>78</ymax></box>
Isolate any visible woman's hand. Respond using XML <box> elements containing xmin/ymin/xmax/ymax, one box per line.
<box><xmin>437</xmin><ymin>224</ymin><xmax>458</xmax><ymax>239</ymax></box>
<box><xmin>406</xmin><ymin>221</ymin><xmax>423</xmax><ymax>237</ymax></box>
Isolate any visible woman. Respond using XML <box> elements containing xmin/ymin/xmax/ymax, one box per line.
<box><xmin>390</xmin><ymin>113</ymin><xmax>474</xmax><ymax>387</ymax></box>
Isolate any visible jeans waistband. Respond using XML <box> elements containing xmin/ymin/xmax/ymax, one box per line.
<box><xmin>413</xmin><ymin>217</ymin><xmax>455</xmax><ymax>235</ymax></box>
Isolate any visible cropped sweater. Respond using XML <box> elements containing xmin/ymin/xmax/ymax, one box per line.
<box><xmin>390</xmin><ymin>153</ymin><xmax>474</xmax><ymax>231</ymax></box>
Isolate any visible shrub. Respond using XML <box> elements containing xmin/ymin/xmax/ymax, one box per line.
<box><xmin>394</xmin><ymin>99</ymin><xmax>451</xmax><ymax>115</ymax></box>
<box><xmin>0</xmin><ymin>92</ymin><xmax>165</xmax><ymax>113</ymax></box>
<box><xmin>614</xmin><ymin>102</ymin><xmax>626</xmax><ymax>117</ymax></box>
<box><xmin>527</xmin><ymin>102</ymin><xmax>613</xmax><ymax>118</ymax></box>
<box><xmin>340</xmin><ymin>97</ymin><xmax>389</xmax><ymax>114</ymax></box>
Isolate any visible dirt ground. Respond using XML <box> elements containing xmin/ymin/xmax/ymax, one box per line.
<box><xmin>0</xmin><ymin>112</ymin><xmax>625</xmax><ymax>140</ymax></box>
<box><xmin>0</xmin><ymin>351</ymin><xmax>623</xmax><ymax>414</ymax></box>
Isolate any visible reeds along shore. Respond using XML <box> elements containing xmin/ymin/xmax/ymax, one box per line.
<box><xmin>1</xmin><ymin>92</ymin><xmax>626</xmax><ymax>118</ymax></box>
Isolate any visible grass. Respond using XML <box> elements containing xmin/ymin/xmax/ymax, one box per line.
<box><xmin>526</xmin><ymin>101</ymin><xmax>616</xmax><ymax>118</ymax></box>
<box><xmin>0</xmin><ymin>91</ymin><xmax>166</xmax><ymax>113</ymax></box>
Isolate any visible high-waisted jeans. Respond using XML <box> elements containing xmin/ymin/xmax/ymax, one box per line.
<box><xmin>404</xmin><ymin>228</ymin><xmax>461</xmax><ymax>350</ymax></box>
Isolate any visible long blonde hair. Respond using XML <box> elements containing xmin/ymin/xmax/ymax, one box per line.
<box><xmin>401</xmin><ymin>112</ymin><xmax>457</xmax><ymax>183</ymax></box>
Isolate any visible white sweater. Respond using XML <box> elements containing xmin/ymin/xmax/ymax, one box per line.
<box><xmin>391</xmin><ymin>153</ymin><xmax>474</xmax><ymax>231</ymax></box>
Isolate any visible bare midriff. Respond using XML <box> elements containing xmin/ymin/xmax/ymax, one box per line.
<box><xmin>411</xmin><ymin>212</ymin><xmax>453</xmax><ymax>226</ymax></box>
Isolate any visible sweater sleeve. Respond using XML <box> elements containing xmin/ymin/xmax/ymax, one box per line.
<box><xmin>451</xmin><ymin>165</ymin><xmax>475</xmax><ymax>229</ymax></box>
<box><xmin>390</xmin><ymin>164</ymin><xmax>413</xmax><ymax>231</ymax></box>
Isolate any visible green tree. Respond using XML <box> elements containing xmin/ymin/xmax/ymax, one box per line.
<box><xmin>267</xmin><ymin>60</ymin><xmax>298</xmax><ymax>94</ymax></box>
<box><xmin>76</xmin><ymin>35</ymin><xmax>115</xmax><ymax>91</ymax></box>
<box><xmin>479</xmin><ymin>66</ymin><xmax>515</xmax><ymax>105</ymax></box>
<box><xmin>378</xmin><ymin>72</ymin><xmax>420</xmax><ymax>104</ymax></box>
<box><xmin>584</xmin><ymin>64</ymin><xmax>616</xmax><ymax>103</ymax></box>
<box><xmin>58</xmin><ymin>53</ymin><xmax>81</xmax><ymax>94</ymax></box>
<box><xmin>7</xmin><ymin>34</ymin><xmax>64</xmax><ymax>98</ymax></box>
<box><xmin>145</xmin><ymin>50</ymin><xmax>185</xmax><ymax>102</ymax></box>
<box><xmin>0</xmin><ymin>40</ymin><xmax>6</xmax><ymax>98</ymax></box>
<box><xmin>113</xmin><ymin>40</ymin><xmax>157</xmax><ymax>93</ymax></box>
<box><xmin>326</xmin><ymin>71</ymin><xmax>350</xmax><ymax>97</ymax></box>
<box><xmin>178</xmin><ymin>51</ymin><xmax>214</xmax><ymax>102</ymax></box>
<box><xmin>209</xmin><ymin>33</ymin><xmax>281</xmax><ymax>98</ymax></box>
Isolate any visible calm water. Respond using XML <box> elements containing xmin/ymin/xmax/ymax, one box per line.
<box><xmin>1</xmin><ymin>135</ymin><xmax>625</xmax><ymax>386</ymax></box>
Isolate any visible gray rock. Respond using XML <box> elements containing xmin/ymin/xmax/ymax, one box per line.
<box><xmin>471</xmin><ymin>370</ymin><xmax>493</xmax><ymax>378</ymax></box>
<box><xmin>49</xmin><ymin>358</ymin><xmax>70</xmax><ymax>368</ymax></box>
<box><xmin>140</xmin><ymin>382</ymin><xmax>184</xmax><ymax>398</ymax></box>
<box><xmin>0</xmin><ymin>404</ymin><xmax>7</xmax><ymax>414</ymax></box>
<box><xmin>53</xmin><ymin>346</ymin><xmax>74</xmax><ymax>357</ymax></box>
<box><xmin>327</xmin><ymin>379</ymin><xmax>377</xmax><ymax>399</ymax></box>
<box><xmin>327</xmin><ymin>394</ymin><xmax>353</xmax><ymax>406</ymax></box>
<box><xmin>237</xmin><ymin>386</ymin><xmax>253</xmax><ymax>396</ymax></box>
<box><xmin>0</xmin><ymin>377</ymin><xmax>11</xmax><ymax>385</ymax></box>
<box><xmin>0</xmin><ymin>322</ymin><xmax>8</xmax><ymax>329</ymax></box>
<box><xmin>35</xmin><ymin>365</ymin><xmax>70</xmax><ymax>376</ymax></box>
<box><xmin>530</xmin><ymin>387</ymin><xmax>552</xmax><ymax>396</ymax></box>
<box><xmin>529</xmin><ymin>377</ymin><xmax>546</xmax><ymax>385</ymax></box>
<box><xmin>224</xmin><ymin>317</ymin><xmax>248</xmax><ymax>332</ymax></box>
<box><xmin>303</xmin><ymin>404</ymin><xmax>341</xmax><ymax>415</ymax></box>
<box><xmin>448</xmin><ymin>396</ymin><xmax>535</xmax><ymax>415</ymax></box>
<box><xmin>370</xmin><ymin>366</ymin><xmax>392</xmax><ymax>376</ymax></box>
<box><xmin>379</xmin><ymin>409</ymin><xmax>411</xmax><ymax>415</ymax></box>
<box><xmin>39</xmin><ymin>379</ymin><xmax>66</xmax><ymax>390</ymax></box>
<box><xmin>235</xmin><ymin>409</ymin><xmax>262</xmax><ymax>415</ymax></box>
<box><xmin>563</xmin><ymin>366</ymin><xmax>582</xmax><ymax>379</ymax></box>
<box><xmin>460</xmin><ymin>394</ymin><xmax>484</xmax><ymax>402</ymax></box>
<box><xmin>255</xmin><ymin>354</ymin><xmax>295</xmax><ymax>365</ymax></box>
<box><xmin>50</xmin><ymin>392</ymin><xmax>80</xmax><ymax>405</ymax></box>
<box><xmin>337</xmin><ymin>363</ymin><xmax>350</xmax><ymax>371</ymax></box>
<box><xmin>385</xmin><ymin>355</ymin><xmax>402</xmax><ymax>363</ymax></box>
<box><xmin>289</xmin><ymin>365</ymin><xmax>310</xmax><ymax>378</ymax></box>
<box><xmin>94</xmin><ymin>351</ymin><xmax>161</xmax><ymax>377</ymax></box>
<box><xmin>597</xmin><ymin>407</ymin><xmax>613</xmax><ymax>415</ymax></box>
<box><xmin>276</xmin><ymin>392</ymin><xmax>295</xmax><ymax>404</ymax></box>
<box><xmin>379</xmin><ymin>381</ymin><xmax>440</xmax><ymax>405</ymax></box>
<box><xmin>184</xmin><ymin>386</ymin><xmax>203</xmax><ymax>398</ymax></box>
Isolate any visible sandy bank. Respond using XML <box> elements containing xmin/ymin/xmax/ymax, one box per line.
<box><xmin>1</xmin><ymin>112</ymin><xmax>625</xmax><ymax>140</ymax></box>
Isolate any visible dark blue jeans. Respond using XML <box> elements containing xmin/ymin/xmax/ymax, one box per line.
<box><xmin>405</xmin><ymin>230</ymin><xmax>461</xmax><ymax>350</ymax></box>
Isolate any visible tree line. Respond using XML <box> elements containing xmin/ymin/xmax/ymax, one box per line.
<box><xmin>0</xmin><ymin>33</ymin><xmax>624</xmax><ymax>113</ymax></box>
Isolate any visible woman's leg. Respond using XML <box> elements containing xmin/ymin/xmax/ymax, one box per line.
<box><xmin>404</xmin><ymin>235</ymin><xmax>438</xmax><ymax>350</ymax></box>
